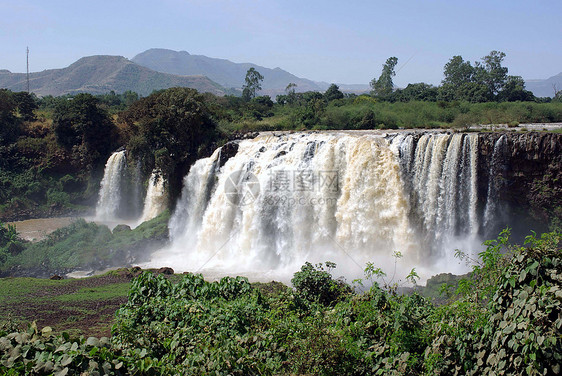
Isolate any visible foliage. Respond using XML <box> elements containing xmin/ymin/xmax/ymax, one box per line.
<box><xmin>324</xmin><ymin>84</ymin><xmax>344</xmax><ymax>102</ymax></box>
<box><xmin>291</xmin><ymin>262</ymin><xmax>351</xmax><ymax>306</ymax></box>
<box><xmin>0</xmin><ymin>211</ymin><xmax>170</xmax><ymax>276</ymax></box>
<box><xmin>371</xmin><ymin>56</ymin><xmax>398</xmax><ymax>97</ymax></box>
<box><xmin>242</xmin><ymin>68</ymin><xmax>264</xmax><ymax>101</ymax></box>
<box><xmin>0</xmin><ymin>322</ymin><xmax>137</xmax><ymax>375</ymax></box>
<box><xmin>0</xmin><ymin>222</ymin><xmax>24</xmax><ymax>264</ymax></box>
<box><xmin>119</xmin><ymin>87</ymin><xmax>218</xmax><ymax>187</ymax></box>
<box><xmin>0</xmin><ymin>89</ymin><xmax>20</xmax><ymax>144</ymax></box>
<box><xmin>53</xmin><ymin>93</ymin><xmax>117</xmax><ymax>169</ymax></box>
<box><xmin>439</xmin><ymin>51</ymin><xmax>536</xmax><ymax>103</ymax></box>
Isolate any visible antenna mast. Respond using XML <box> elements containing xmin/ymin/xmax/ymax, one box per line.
<box><xmin>26</xmin><ymin>47</ymin><xmax>30</xmax><ymax>93</ymax></box>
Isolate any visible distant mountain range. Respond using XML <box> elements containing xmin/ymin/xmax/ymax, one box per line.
<box><xmin>524</xmin><ymin>73</ymin><xmax>562</xmax><ymax>98</ymax></box>
<box><xmin>0</xmin><ymin>49</ymin><xmax>558</xmax><ymax>98</ymax></box>
<box><xmin>0</xmin><ymin>55</ymin><xmax>225</xmax><ymax>97</ymax></box>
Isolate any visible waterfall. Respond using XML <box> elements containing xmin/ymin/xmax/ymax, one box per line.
<box><xmin>96</xmin><ymin>151</ymin><xmax>127</xmax><ymax>221</ymax></box>
<box><xmin>140</xmin><ymin>172</ymin><xmax>167</xmax><ymax>222</ymax></box>
<box><xmin>483</xmin><ymin>135</ymin><xmax>508</xmax><ymax>232</ymax></box>
<box><xmin>144</xmin><ymin>131</ymin><xmax>490</xmax><ymax>280</ymax></box>
<box><xmin>391</xmin><ymin>133</ymin><xmax>479</xmax><ymax>255</ymax></box>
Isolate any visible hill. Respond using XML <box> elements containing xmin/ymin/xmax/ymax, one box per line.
<box><xmin>132</xmin><ymin>48</ymin><xmax>331</xmax><ymax>96</ymax></box>
<box><xmin>0</xmin><ymin>55</ymin><xmax>226</xmax><ymax>97</ymax></box>
<box><xmin>525</xmin><ymin>72</ymin><xmax>562</xmax><ymax>98</ymax></box>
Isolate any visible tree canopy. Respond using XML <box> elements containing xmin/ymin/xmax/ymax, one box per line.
<box><xmin>119</xmin><ymin>87</ymin><xmax>218</xmax><ymax>195</ymax></box>
<box><xmin>53</xmin><ymin>93</ymin><xmax>116</xmax><ymax>168</ymax></box>
<box><xmin>242</xmin><ymin>68</ymin><xmax>264</xmax><ymax>101</ymax></box>
<box><xmin>370</xmin><ymin>57</ymin><xmax>398</xmax><ymax>97</ymax></box>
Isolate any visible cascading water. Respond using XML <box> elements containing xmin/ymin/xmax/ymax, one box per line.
<box><xmin>96</xmin><ymin>151</ymin><xmax>167</xmax><ymax>226</ymax></box>
<box><xmin>145</xmin><ymin>131</ymin><xmax>489</xmax><ymax>281</ymax></box>
<box><xmin>483</xmin><ymin>135</ymin><xmax>508</xmax><ymax>234</ymax></box>
<box><xmin>140</xmin><ymin>172</ymin><xmax>167</xmax><ymax>222</ymax></box>
<box><xmin>96</xmin><ymin>150</ymin><xmax>127</xmax><ymax>221</ymax></box>
<box><xmin>391</xmin><ymin>133</ymin><xmax>480</xmax><ymax>252</ymax></box>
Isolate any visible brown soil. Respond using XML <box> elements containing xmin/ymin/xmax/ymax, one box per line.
<box><xmin>1</xmin><ymin>273</ymin><xmax>133</xmax><ymax>338</ymax></box>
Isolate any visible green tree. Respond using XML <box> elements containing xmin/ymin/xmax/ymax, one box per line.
<box><xmin>13</xmin><ymin>91</ymin><xmax>38</xmax><ymax>121</ymax></box>
<box><xmin>120</xmin><ymin>87</ymin><xmax>217</xmax><ymax>198</ymax></box>
<box><xmin>242</xmin><ymin>68</ymin><xmax>264</xmax><ymax>101</ymax></box>
<box><xmin>285</xmin><ymin>82</ymin><xmax>297</xmax><ymax>104</ymax></box>
<box><xmin>323</xmin><ymin>84</ymin><xmax>344</xmax><ymax>102</ymax></box>
<box><xmin>370</xmin><ymin>56</ymin><xmax>398</xmax><ymax>96</ymax></box>
<box><xmin>0</xmin><ymin>89</ymin><xmax>20</xmax><ymax>144</ymax></box>
<box><xmin>475</xmin><ymin>50</ymin><xmax>508</xmax><ymax>95</ymax></box>
<box><xmin>442</xmin><ymin>55</ymin><xmax>474</xmax><ymax>87</ymax></box>
<box><xmin>497</xmin><ymin>75</ymin><xmax>535</xmax><ymax>102</ymax></box>
<box><xmin>53</xmin><ymin>93</ymin><xmax>116</xmax><ymax>168</ymax></box>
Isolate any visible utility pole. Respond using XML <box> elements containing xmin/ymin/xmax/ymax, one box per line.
<box><xmin>26</xmin><ymin>47</ymin><xmax>30</xmax><ymax>93</ymax></box>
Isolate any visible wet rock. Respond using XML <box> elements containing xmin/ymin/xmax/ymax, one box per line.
<box><xmin>49</xmin><ymin>275</ymin><xmax>63</xmax><ymax>280</ymax></box>
<box><xmin>157</xmin><ymin>267</ymin><xmax>174</xmax><ymax>275</ymax></box>
<box><xmin>219</xmin><ymin>141</ymin><xmax>239</xmax><ymax>168</ymax></box>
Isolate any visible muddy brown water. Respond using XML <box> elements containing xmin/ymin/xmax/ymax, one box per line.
<box><xmin>7</xmin><ymin>217</ymin><xmax>77</xmax><ymax>242</ymax></box>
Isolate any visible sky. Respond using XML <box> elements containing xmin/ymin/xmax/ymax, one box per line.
<box><xmin>1</xmin><ymin>0</ymin><xmax>561</xmax><ymax>87</ymax></box>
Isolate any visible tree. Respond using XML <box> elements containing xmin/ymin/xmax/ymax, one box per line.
<box><xmin>442</xmin><ymin>56</ymin><xmax>474</xmax><ymax>87</ymax></box>
<box><xmin>285</xmin><ymin>83</ymin><xmax>297</xmax><ymax>105</ymax></box>
<box><xmin>476</xmin><ymin>50</ymin><xmax>508</xmax><ymax>95</ymax></box>
<box><xmin>120</xmin><ymin>87</ymin><xmax>217</xmax><ymax>198</ymax></box>
<box><xmin>497</xmin><ymin>75</ymin><xmax>535</xmax><ymax>102</ymax></box>
<box><xmin>370</xmin><ymin>57</ymin><xmax>398</xmax><ymax>97</ymax></box>
<box><xmin>242</xmin><ymin>68</ymin><xmax>264</xmax><ymax>101</ymax></box>
<box><xmin>0</xmin><ymin>89</ymin><xmax>20</xmax><ymax>144</ymax></box>
<box><xmin>53</xmin><ymin>93</ymin><xmax>116</xmax><ymax>168</ymax></box>
<box><xmin>13</xmin><ymin>91</ymin><xmax>38</xmax><ymax>121</ymax></box>
<box><xmin>324</xmin><ymin>84</ymin><xmax>344</xmax><ymax>102</ymax></box>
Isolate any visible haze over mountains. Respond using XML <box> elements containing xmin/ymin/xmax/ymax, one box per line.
<box><xmin>524</xmin><ymin>73</ymin><xmax>562</xmax><ymax>98</ymax></box>
<box><xmin>0</xmin><ymin>55</ymin><xmax>225</xmax><ymax>97</ymax></box>
<box><xmin>0</xmin><ymin>48</ymin><xmax>559</xmax><ymax>98</ymax></box>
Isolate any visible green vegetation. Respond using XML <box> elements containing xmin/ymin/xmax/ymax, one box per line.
<box><xmin>0</xmin><ymin>230</ymin><xmax>559</xmax><ymax>375</ymax></box>
<box><xmin>371</xmin><ymin>56</ymin><xmax>399</xmax><ymax>96</ymax></box>
<box><xmin>242</xmin><ymin>68</ymin><xmax>264</xmax><ymax>101</ymax></box>
<box><xmin>0</xmin><ymin>211</ymin><xmax>170</xmax><ymax>277</ymax></box>
<box><xmin>0</xmin><ymin>221</ymin><xmax>24</xmax><ymax>265</ymax></box>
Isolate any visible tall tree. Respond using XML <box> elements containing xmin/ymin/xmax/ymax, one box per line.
<box><xmin>370</xmin><ymin>57</ymin><xmax>398</xmax><ymax>96</ymax></box>
<box><xmin>53</xmin><ymin>93</ymin><xmax>116</xmax><ymax>168</ymax></box>
<box><xmin>324</xmin><ymin>84</ymin><xmax>344</xmax><ymax>102</ymax></box>
<box><xmin>476</xmin><ymin>50</ymin><xmax>508</xmax><ymax>95</ymax></box>
<box><xmin>442</xmin><ymin>56</ymin><xmax>474</xmax><ymax>87</ymax></box>
<box><xmin>242</xmin><ymin>68</ymin><xmax>264</xmax><ymax>101</ymax></box>
<box><xmin>0</xmin><ymin>89</ymin><xmax>19</xmax><ymax>144</ymax></box>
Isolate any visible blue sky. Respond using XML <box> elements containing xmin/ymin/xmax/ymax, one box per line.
<box><xmin>2</xmin><ymin>0</ymin><xmax>561</xmax><ymax>87</ymax></box>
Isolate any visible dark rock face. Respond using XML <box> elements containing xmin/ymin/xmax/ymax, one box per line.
<box><xmin>219</xmin><ymin>141</ymin><xmax>240</xmax><ymax>168</ymax></box>
<box><xmin>478</xmin><ymin>132</ymin><xmax>562</xmax><ymax>238</ymax></box>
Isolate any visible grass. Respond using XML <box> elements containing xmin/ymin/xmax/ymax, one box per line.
<box><xmin>53</xmin><ymin>282</ymin><xmax>131</xmax><ymax>302</ymax></box>
<box><xmin>0</xmin><ymin>272</ymin><xmax>133</xmax><ymax>337</ymax></box>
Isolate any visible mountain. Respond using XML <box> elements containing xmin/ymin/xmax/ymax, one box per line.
<box><xmin>132</xmin><ymin>48</ymin><xmax>331</xmax><ymax>96</ymax></box>
<box><xmin>0</xmin><ymin>55</ymin><xmax>226</xmax><ymax>97</ymax></box>
<box><xmin>525</xmin><ymin>72</ymin><xmax>562</xmax><ymax>98</ymax></box>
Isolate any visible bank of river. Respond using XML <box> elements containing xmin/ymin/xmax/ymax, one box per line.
<box><xmin>7</xmin><ymin>217</ymin><xmax>77</xmax><ymax>242</ymax></box>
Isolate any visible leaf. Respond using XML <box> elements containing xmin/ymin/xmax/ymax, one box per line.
<box><xmin>41</xmin><ymin>327</ymin><xmax>52</xmax><ymax>337</ymax></box>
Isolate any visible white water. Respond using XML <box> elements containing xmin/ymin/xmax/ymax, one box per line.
<box><xmin>95</xmin><ymin>151</ymin><xmax>127</xmax><ymax>221</ymax></box>
<box><xmin>145</xmin><ymin>132</ymin><xmax>486</xmax><ymax>283</ymax></box>
<box><xmin>483</xmin><ymin>135</ymin><xmax>508</xmax><ymax>231</ymax></box>
<box><xmin>140</xmin><ymin>172</ymin><xmax>167</xmax><ymax>222</ymax></box>
<box><xmin>96</xmin><ymin>150</ymin><xmax>166</xmax><ymax>228</ymax></box>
